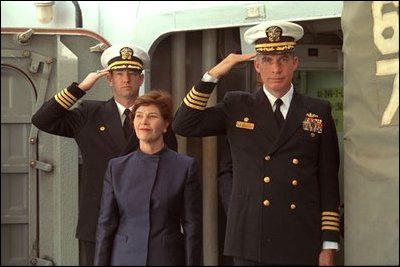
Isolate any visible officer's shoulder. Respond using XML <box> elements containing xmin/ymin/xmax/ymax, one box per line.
<box><xmin>301</xmin><ymin>94</ymin><xmax>332</xmax><ymax>110</ymax></box>
<box><xmin>78</xmin><ymin>98</ymin><xmax>111</xmax><ymax>109</ymax></box>
<box><xmin>225</xmin><ymin>90</ymin><xmax>252</xmax><ymax>100</ymax></box>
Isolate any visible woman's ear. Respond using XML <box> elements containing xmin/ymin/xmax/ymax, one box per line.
<box><xmin>163</xmin><ymin>121</ymin><xmax>170</xmax><ymax>133</ymax></box>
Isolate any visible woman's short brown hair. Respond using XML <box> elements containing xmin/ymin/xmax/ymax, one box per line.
<box><xmin>132</xmin><ymin>90</ymin><xmax>173</xmax><ymax>123</ymax></box>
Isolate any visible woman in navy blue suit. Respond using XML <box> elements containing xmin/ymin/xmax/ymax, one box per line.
<box><xmin>94</xmin><ymin>91</ymin><xmax>202</xmax><ymax>266</ymax></box>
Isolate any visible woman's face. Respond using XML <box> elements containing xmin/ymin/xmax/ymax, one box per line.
<box><xmin>133</xmin><ymin>104</ymin><xmax>168</xmax><ymax>144</ymax></box>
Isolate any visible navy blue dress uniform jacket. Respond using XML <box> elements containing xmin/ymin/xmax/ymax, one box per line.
<box><xmin>31</xmin><ymin>83</ymin><xmax>177</xmax><ymax>242</ymax></box>
<box><xmin>172</xmin><ymin>81</ymin><xmax>341</xmax><ymax>265</ymax></box>
<box><xmin>93</xmin><ymin>147</ymin><xmax>202</xmax><ymax>266</ymax></box>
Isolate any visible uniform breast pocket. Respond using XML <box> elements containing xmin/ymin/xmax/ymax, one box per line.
<box><xmin>231</xmin><ymin>122</ymin><xmax>256</xmax><ymax>138</ymax></box>
<box><xmin>234</xmin><ymin>120</ymin><xmax>255</xmax><ymax>132</ymax></box>
<box><xmin>300</xmin><ymin>129</ymin><xmax>321</xmax><ymax>144</ymax></box>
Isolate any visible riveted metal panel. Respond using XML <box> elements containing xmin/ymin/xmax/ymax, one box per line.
<box><xmin>1</xmin><ymin>28</ymin><xmax>110</xmax><ymax>266</ymax></box>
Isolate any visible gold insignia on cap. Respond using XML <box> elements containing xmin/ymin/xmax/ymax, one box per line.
<box><xmin>244</xmin><ymin>117</ymin><xmax>249</xmax><ymax>122</ymax></box>
<box><xmin>120</xmin><ymin>47</ymin><xmax>133</xmax><ymax>60</ymax></box>
<box><xmin>266</xmin><ymin>26</ymin><xmax>282</xmax><ymax>42</ymax></box>
<box><xmin>99</xmin><ymin>126</ymin><xmax>106</xmax><ymax>131</ymax></box>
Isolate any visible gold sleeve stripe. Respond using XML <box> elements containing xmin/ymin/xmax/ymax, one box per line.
<box><xmin>62</xmin><ymin>88</ymin><xmax>78</xmax><ymax>102</ymax></box>
<box><xmin>186</xmin><ymin>95</ymin><xmax>208</xmax><ymax>107</ymax></box>
<box><xmin>54</xmin><ymin>94</ymin><xmax>70</xmax><ymax>109</ymax></box>
<box><xmin>321</xmin><ymin>211</ymin><xmax>340</xmax><ymax>217</ymax></box>
<box><xmin>322</xmin><ymin>221</ymin><xmax>340</xmax><ymax>227</ymax></box>
<box><xmin>322</xmin><ymin>216</ymin><xmax>340</xmax><ymax>222</ymax></box>
<box><xmin>189</xmin><ymin>90</ymin><xmax>209</xmax><ymax>102</ymax></box>
<box><xmin>192</xmin><ymin>87</ymin><xmax>211</xmax><ymax>98</ymax></box>
<box><xmin>59</xmin><ymin>90</ymin><xmax>75</xmax><ymax>106</ymax></box>
<box><xmin>321</xmin><ymin>226</ymin><xmax>340</xmax><ymax>231</ymax></box>
<box><xmin>55</xmin><ymin>93</ymin><xmax>72</xmax><ymax>108</ymax></box>
<box><xmin>56</xmin><ymin>92</ymin><xmax>72</xmax><ymax>108</ymax></box>
<box><xmin>183</xmin><ymin>97</ymin><xmax>205</xmax><ymax>110</ymax></box>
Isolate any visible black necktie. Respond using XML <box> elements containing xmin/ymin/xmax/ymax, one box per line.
<box><xmin>123</xmin><ymin>108</ymin><xmax>133</xmax><ymax>140</ymax></box>
<box><xmin>274</xmin><ymin>99</ymin><xmax>284</xmax><ymax>130</ymax></box>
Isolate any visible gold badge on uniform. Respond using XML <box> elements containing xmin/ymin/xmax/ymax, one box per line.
<box><xmin>236</xmin><ymin>117</ymin><xmax>255</xmax><ymax>130</ymax></box>
<box><xmin>302</xmin><ymin>113</ymin><xmax>323</xmax><ymax>133</ymax></box>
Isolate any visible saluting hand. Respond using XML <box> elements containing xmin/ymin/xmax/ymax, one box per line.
<box><xmin>78</xmin><ymin>68</ymin><xmax>109</xmax><ymax>91</ymax></box>
<box><xmin>208</xmin><ymin>52</ymin><xmax>256</xmax><ymax>79</ymax></box>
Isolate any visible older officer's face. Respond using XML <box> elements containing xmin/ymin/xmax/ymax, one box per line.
<box><xmin>134</xmin><ymin>104</ymin><xmax>168</xmax><ymax>145</ymax></box>
<box><xmin>107</xmin><ymin>69</ymin><xmax>144</xmax><ymax>99</ymax></box>
<box><xmin>254</xmin><ymin>53</ymin><xmax>298</xmax><ymax>96</ymax></box>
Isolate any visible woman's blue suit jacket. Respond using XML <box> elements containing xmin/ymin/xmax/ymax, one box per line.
<box><xmin>94</xmin><ymin>147</ymin><xmax>202</xmax><ymax>266</ymax></box>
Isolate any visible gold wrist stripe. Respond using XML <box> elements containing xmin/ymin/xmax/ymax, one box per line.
<box><xmin>321</xmin><ymin>226</ymin><xmax>340</xmax><ymax>231</ymax></box>
<box><xmin>192</xmin><ymin>87</ymin><xmax>211</xmax><ymax>98</ymax></box>
<box><xmin>55</xmin><ymin>95</ymin><xmax>69</xmax><ymax>109</ymax></box>
<box><xmin>322</xmin><ymin>211</ymin><xmax>340</xmax><ymax>217</ymax></box>
<box><xmin>183</xmin><ymin>87</ymin><xmax>210</xmax><ymax>110</ymax></box>
<box><xmin>63</xmin><ymin>88</ymin><xmax>77</xmax><ymax>102</ymax></box>
<box><xmin>322</xmin><ymin>221</ymin><xmax>340</xmax><ymax>227</ymax></box>
<box><xmin>60</xmin><ymin>90</ymin><xmax>75</xmax><ymax>106</ymax></box>
<box><xmin>321</xmin><ymin>216</ymin><xmax>340</xmax><ymax>222</ymax></box>
<box><xmin>189</xmin><ymin>90</ymin><xmax>209</xmax><ymax>102</ymax></box>
<box><xmin>321</xmin><ymin>210</ymin><xmax>340</xmax><ymax>232</ymax></box>
<box><xmin>54</xmin><ymin>88</ymin><xmax>77</xmax><ymax>109</ymax></box>
<box><xmin>184</xmin><ymin>97</ymin><xmax>205</xmax><ymax>110</ymax></box>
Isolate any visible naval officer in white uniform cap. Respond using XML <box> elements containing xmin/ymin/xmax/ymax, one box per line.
<box><xmin>172</xmin><ymin>20</ymin><xmax>341</xmax><ymax>266</ymax></box>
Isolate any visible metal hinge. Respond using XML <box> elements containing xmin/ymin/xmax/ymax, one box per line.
<box><xmin>30</xmin><ymin>257</ymin><xmax>53</xmax><ymax>266</ymax></box>
<box><xmin>29</xmin><ymin>160</ymin><xmax>53</xmax><ymax>172</ymax></box>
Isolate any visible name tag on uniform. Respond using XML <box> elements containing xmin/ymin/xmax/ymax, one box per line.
<box><xmin>236</xmin><ymin>117</ymin><xmax>254</xmax><ymax>130</ymax></box>
<box><xmin>302</xmin><ymin>113</ymin><xmax>323</xmax><ymax>133</ymax></box>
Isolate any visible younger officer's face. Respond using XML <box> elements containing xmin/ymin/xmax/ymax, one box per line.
<box><xmin>107</xmin><ymin>69</ymin><xmax>144</xmax><ymax>99</ymax></box>
<box><xmin>254</xmin><ymin>53</ymin><xmax>298</xmax><ymax>95</ymax></box>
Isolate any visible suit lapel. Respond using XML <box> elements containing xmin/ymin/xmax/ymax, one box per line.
<box><xmin>251</xmin><ymin>90</ymin><xmax>280</xmax><ymax>143</ymax></box>
<box><xmin>122</xmin><ymin>133</ymin><xmax>140</xmax><ymax>155</ymax></box>
<box><xmin>270</xmin><ymin>91</ymin><xmax>306</xmax><ymax>153</ymax></box>
<box><xmin>100</xmin><ymin>98</ymin><xmax>127</xmax><ymax>149</ymax></box>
